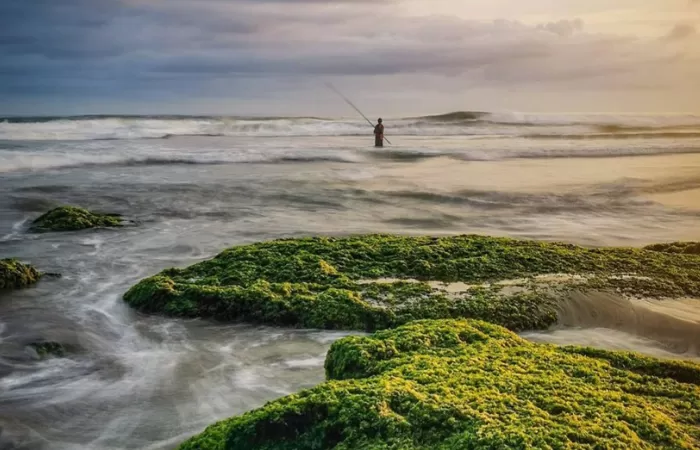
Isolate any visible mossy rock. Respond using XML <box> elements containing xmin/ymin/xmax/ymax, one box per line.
<box><xmin>645</xmin><ymin>242</ymin><xmax>700</xmax><ymax>255</ymax></box>
<box><xmin>124</xmin><ymin>235</ymin><xmax>700</xmax><ymax>332</ymax></box>
<box><xmin>0</xmin><ymin>259</ymin><xmax>40</xmax><ymax>291</ymax></box>
<box><xmin>30</xmin><ymin>206</ymin><xmax>123</xmax><ymax>232</ymax></box>
<box><xmin>29</xmin><ymin>342</ymin><xmax>66</xmax><ymax>359</ymax></box>
<box><xmin>179</xmin><ymin>319</ymin><xmax>700</xmax><ymax>450</ymax></box>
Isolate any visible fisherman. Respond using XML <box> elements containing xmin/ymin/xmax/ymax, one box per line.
<box><xmin>374</xmin><ymin>118</ymin><xmax>384</xmax><ymax>147</ymax></box>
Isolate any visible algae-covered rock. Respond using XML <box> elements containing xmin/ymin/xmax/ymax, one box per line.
<box><xmin>645</xmin><ymin>241</ymin><xmax>700</xmax><ymax>255</ymax></box>
<box><xmin>124</xmin><ymin>235</ymin><xmax>700</xmax><ymax>332</ymax></box>
<box><xmin>29</xmin><ymin>342</ymin><xmax>66</xmax><ymax>359</ymax></box>
<box><xmin>30</xmin><ymin>206</ymin><xmax>123</xmax><ymax>232</ymax></box>
<box><xmin>179</xmin><ymin>319</ymin><xmax>700</xmax><ymax>450</ymax></box>
<box><xmin>0</xmin><ymin>259</ymin><xmax>40</xmax><ymax>290</ymax></box>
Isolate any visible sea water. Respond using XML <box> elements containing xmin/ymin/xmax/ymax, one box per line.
<box><xmin>1</xmin><ymin>112</ymin><xmax>700</xmax><ymax>449</ymax></box>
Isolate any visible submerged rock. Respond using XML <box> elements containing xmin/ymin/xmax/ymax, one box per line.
<box><xmin>0</xmin><ymin>259</ymin><xmax>40</xmax><ymax>291</ymax></box>
<box><xmin>30</xmin><ymin>206</ymin><xmax>123</xmax><ymax>232</ymax></box>
<box><xmin>28</xmin><ymin>342</ymin><xmax>66</xmax><ymax>359</ymax></box>
<box><xmin>124</xmin><ymin>235</ymin><xmax>700</xmax><ymax>332</ymax></box>
<box><xmin>180</xmin><ymin>319</ymin><xmax>700</xmax><ymax>450</ymax></box>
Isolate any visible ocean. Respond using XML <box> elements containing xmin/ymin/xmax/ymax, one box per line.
<box><xmin>1</xmin><ymin>112</ymin><xmax>700</xmax><ymax>449</ymax></box>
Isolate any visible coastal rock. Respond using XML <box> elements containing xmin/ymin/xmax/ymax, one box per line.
<box><xmin>645</xmin><ymin>241</ymin><xmax>700</xmax><ymax>255</ymax></box>
<box><xmin>0</xmin><ymin>259</ymin><xmax>40</xmax><ymax>291</ymax></box>
<box><xmin>30</xmin><ymin>206</ymin><xmax>123</xmax><ymax>232</ymax></box>
<box><xmin>123</xmin><ymin>235</ymin><xmax>700</xmax><ymax>332</ymax></box>
<box><xmin>179</xmin><ymin>319</ymin><xmax>700</xmax><ymax>450</ymax></box>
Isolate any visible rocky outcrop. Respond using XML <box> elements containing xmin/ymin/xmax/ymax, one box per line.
<box><xmin>0</xmin><ymin>259</ymin><xmax>40</xmax><ymax>291</ymax></box>
<box><xmin>30</xmin><ymin>206</ymin><xmax>123</xmax><ymax>232</ymax></box>
<box><xmin>180</xmin><ymin>319</ymin><xmax>700</xmax><ymax>450</ymax></box>
<box><xmin>124</xmin><ymin>235</ymin><xmax>700</xmax><ymax>332</ymax></box>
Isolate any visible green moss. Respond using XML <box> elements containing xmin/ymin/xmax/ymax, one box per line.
<box><xmin>124</xmin><ymin>235</ymin><xmax>700</xmax><ymax>332</ymax></box>
<box><xmin>30</xmin><ymin>206</ymin><xmax>123</xmax><ymax>232</ymax></box>
<box><xmin>0</xmin><ymin>259</ymin><xmax>41</xmax><ymax>291</ymax></box>
<box><xmin>179</xmin><ymin>319</ymin><xmax>700</xmax><ymax>450</ymax></box>
<box><xmin>29</xmin><ymin>342</ymin><xmax>66</xmax><ymax>358</ymax></box>
<box><xmin>645</xmin><ymin>242</ymin><xmax>700</xmax><ymax>255</ymax></box>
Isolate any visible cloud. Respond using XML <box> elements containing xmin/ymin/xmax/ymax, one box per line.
<box><xmin>665</xmin><ymin>23</ymin><xmax>697</xmax><ymax>41</ymax></box>
<box><xmin>536</xmin><ymin>19</ymin><xmax>584</xmax><ymax>37</ymax></box>
<box><xmin>0</xmin><ymin>0</ymin><xmax>699</xmax><ymax>114</ymax></box>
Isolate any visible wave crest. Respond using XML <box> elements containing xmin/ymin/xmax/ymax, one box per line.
<box><xmin>0</xmin><ymin>153</ymin><xmax>364</xmax><ymax>173</ymax></box>
<box><xmin>418</xmin><ymin>111</ymin><xmax>488</xmax><ymax>122</ymax></box>
<box><xmin>2</xmin><ymin>113</ymin><xmax>699</xmax><ymax>142</ymax></box>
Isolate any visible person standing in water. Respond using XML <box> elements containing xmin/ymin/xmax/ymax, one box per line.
<box><xmin>374</xmin><ymin>118</ymin><xmax>384</xmax><ymax>147</ymax></box>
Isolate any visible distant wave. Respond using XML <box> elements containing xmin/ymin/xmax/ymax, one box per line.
<box><xmin>417</xmin><ymin>111</ymin><xmax>489</xmax><ymax>122</ymax></box>
<box><xmin>373</xmin><ymin>186</ymin><xmax>656</xmax><ymax>214</ymax></box>
<box><xmin>0</xmin><ymin>117</ymin><xmax>368</xmax><ymax>141</ymax></box>
<box><xmin>525</xmin><ymin>132</ymin><xmax>700</xmax><ymax>140</ymax></box>
<box><xmin>6</xmin><ymin>145</ymin><xmax>700</xmax><ymax>174</ymax></box>
<box><xmin>2</xmin><ymin>113</ymin><xmax>699</xmax><ymax>142</ymax></box>
<box><xmin>267</xmin><ymin>155</ymin><xmax>359</xmax><ymax>164</ymax></box>
<box><xmin>448</xmin><ymin>147</ymin><xmax>700</xmax><ymax>161</ymax></box>
<box><xmin>160</xmin><ymin>133</ymin><xmax>226</xmax><ymax>139</ymax></box>
<box><xmin>0</xmin><ymin>153</ymin><xmax>364</xmax><ymax>173</ymax></box>
<box><xmin>93</xmin><ymin>133</ymin><xmax>229</xmax><ymax>141</ymax></box>
<box><xmin>1</xmin><ymin>157</ymin><xmax>232</xmax><ymax>172</ymax></box>
<box><xmin>595</xmin><ymin>123</ymin><xmax>700</xmax><ymax>133</ymax></box>
<box><xmin>0</xmin><ymin>115</ymin><xmax>329</xmax><ymax>124</ymax></box>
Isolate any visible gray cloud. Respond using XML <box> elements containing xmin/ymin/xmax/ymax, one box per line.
<box><xmin>0</xmin><ymin>0</ymin><xmax>698</xmax><ymax>114</ymax></box>
<box><xmin>536</xmin><ymin>19</ymin><xmax>584</xmax><ymax>37</ymax></box>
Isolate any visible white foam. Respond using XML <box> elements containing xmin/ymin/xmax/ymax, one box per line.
<box><xmin>2</xmin><ymin>113</ymin><xmax>700</xmax><ymax>174</ymax></box>
<box><xmin>2</xmin><ymin>113</ymin><xmax>699</xmax><ymax>141</ymax></box>
<box><xmin>283</xmin><ymin>356</ymin><xmax>326</xmax><ymax>369</ymax></box>
<box><xmin>0</xmin><ymin>144</ymin><xmax>364</xmax><ymax>173</ymax></box>
<box><xmin>0</xmin><ymin>218</ymin><xmax>30</xmax><ymax>242</ymax></box>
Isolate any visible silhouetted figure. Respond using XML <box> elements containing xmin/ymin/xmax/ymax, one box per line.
<box><xmin>374</xmin><ymin>118</ymin><xmax>384</xmax><ymax>147</ymax></box>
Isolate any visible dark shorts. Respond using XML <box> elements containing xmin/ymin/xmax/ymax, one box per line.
<box><xmin>375</xmin><ymin>137</ymin><xmax>383</xmax><ymax>147</ymax></box>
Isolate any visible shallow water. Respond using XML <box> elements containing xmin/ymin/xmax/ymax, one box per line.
<box><xmin>524</xmin><ymin>293</ymin><xmax>700</xmax><ymax>359</ymax></box>
<box><xmin>2</xmin><ymin>114</ymin><xmax>700</xmax><ymax>449</ymax></box>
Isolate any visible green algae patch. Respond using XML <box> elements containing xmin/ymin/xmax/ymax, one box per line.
<box><xmin>0</xmin><ymin>259</ymin><xmax>40</xmax><ymax>291</ymax></box>
<box><xmin>645</xmin><ymin>241</ymin><xmax>700</xmax><ymax>255</ymax></box>
<box><xmin>30</xmin><ymin>206</ymin><xmax>123</xmax><ymax>232</ymax></box>
<box><xmin>179</xmin><ymin>319</ymin><xmax>700</xmax><ymax>450</ymax></box>
<box><xmin>124</xmin><ymin>235</ymin><xmax>700</xmax><ymax>332</ymax></box>
<box><xmin>29</xmin><ymin>342</ymin><xmax>66</xmax><ymax>359</ymax></box>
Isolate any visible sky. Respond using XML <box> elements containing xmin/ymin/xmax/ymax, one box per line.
<box><xmin>0</xmin><ymin>0</ymin><xmax>699</xmax><ymax>116</ymax></box>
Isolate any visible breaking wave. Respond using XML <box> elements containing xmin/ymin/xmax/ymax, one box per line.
<box><xmin>0</xmin><ymin>153</ymin><xmax>364</xmax><ymax>173</ymax></box>
<box><xmin>417</xmin><ymin>111</ymin><xmax>489</xmax><ymax>122</ymax></box>
<box><xmin>2</xmin><ymin>113</ymin><xmax>699</xmax><ymax>141</ymax></box>
<box><xmin>4</xmin><ymin>145</ymin><xmax>700</xmax><ymax>174</ymax></box>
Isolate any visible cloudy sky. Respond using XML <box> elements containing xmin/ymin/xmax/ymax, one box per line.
<box><xmin>1</xmin><ymin>0</ymin><xmax>698</xmax><ymax>116</ymax></box>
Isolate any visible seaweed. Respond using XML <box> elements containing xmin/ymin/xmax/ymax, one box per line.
<box><xmin>645</xmin><ymin>242</ymin><xmax>700</xmax><ymax>256</ymax></box>
<box><xmin>0</xmin><ymin>259</ymin><xmax>41</xmax><ymax>291</ymax></box>
<box><xmin>29</xmin><ymin>342</ymin><xmax>66</xmax><ymax>359</ymax></box>
<box><xmin>124</xmin><ymin>235</ymin><xmax>700</xmax><ymax>332</ymax></box>
<box><xmin>180</xmin><ymin>319</ymin><xmax>700</xmax><ymax>450</ymax></box>
<box><xmin>30</xmin><ymin>206</ymin><xmax>123</xmax><ymax>232</ymax></box>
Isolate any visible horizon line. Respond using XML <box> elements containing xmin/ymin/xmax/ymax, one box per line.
<box><xmin>2</xmin><ymin>111</ymin><xmax>699</xmax><ymax>120</ymax></box>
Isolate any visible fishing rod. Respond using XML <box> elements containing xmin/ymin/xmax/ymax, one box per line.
<box><xmin>325</xmin><ymin>83</ymin><xmax>392</xmax><ymax>145</ymax></box>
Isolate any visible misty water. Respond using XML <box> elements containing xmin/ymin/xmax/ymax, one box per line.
<box><xmin>1</xmin><ymin>114</ymin><xmax>700</xmax><ymax>449</ymax></box>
